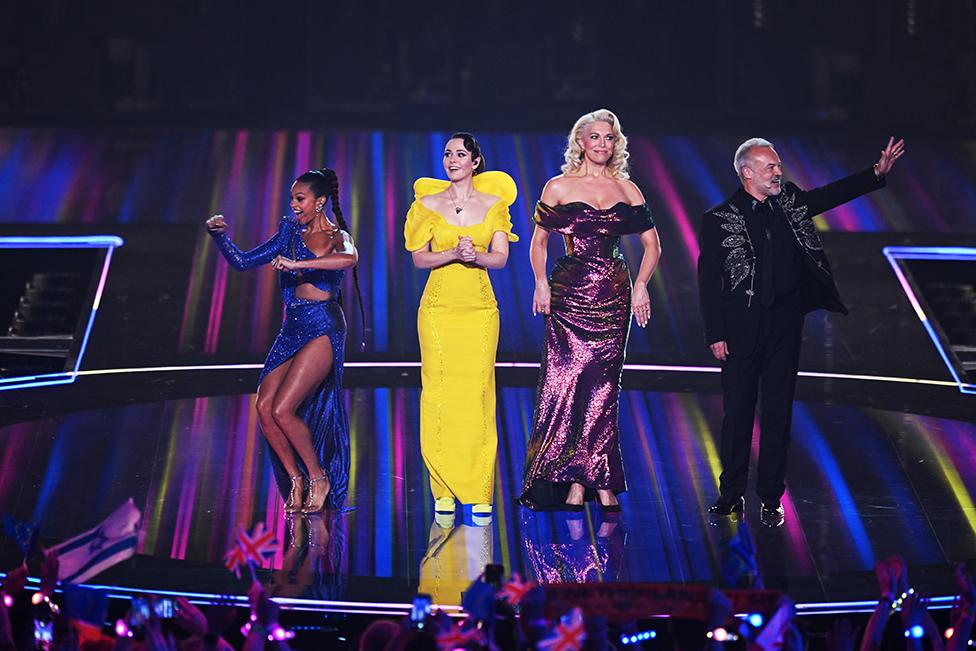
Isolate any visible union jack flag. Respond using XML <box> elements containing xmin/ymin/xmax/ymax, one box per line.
<box><xmin>223</xmin><ymin>544</ymin><xmax>245</xmax><ymax>577</ymax></box>
<box><xmin>538</xmin><ymin>607</ymin><xmax>586</xmax><ymax>651</ymax></box>
<box><xmin>435</xmin><ymin>621</ymin><xmax>484</xmax><ymax>650</ymax></box>
<box><xmin>499</xmin><ymin>572</ymin><xmax>535</xmax><ymax>605</ymax></box>
<box><xmin>224</xmin><ymin>522</ymin><xmax>277</xmax><ymax>576</ymax></box>
<box><xmin>237</xmin><ymin>523</ymin><xmax>277</xmax><ymax>565</ymax></box>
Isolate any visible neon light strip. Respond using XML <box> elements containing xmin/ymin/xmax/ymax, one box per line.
<box><xmin>49</xmin><ymin>362</ymin><xmax>959</xmax><ymax>389</ymax></box>
<box><xmin>0</xmin><ymin>570</ymin><xmax>955</xmax><ymax>616</ymax></box>
<box><xmin>0</xmin><ymin>236</ymin><xmax>124</xmax><ymax>392</ymax></box>
<box><xmin>0</xmin><ymin>236</ymin><xmax>124</xmax><ymax>248</ymax></box>
<box><xmin>882</xmin><ymin>246</ymin><xmax>976</xmax><ymax>395</ymax></box>
<box><xmin>0</xmin><ymin>570</ymin><xmax>953</xmax><ymax>616</ymax></box>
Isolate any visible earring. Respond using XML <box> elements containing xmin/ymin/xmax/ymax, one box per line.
<box><xmin>315</xmin><ymin>204</ymin><xmax>324</xmax><ymax>213</ymax></box>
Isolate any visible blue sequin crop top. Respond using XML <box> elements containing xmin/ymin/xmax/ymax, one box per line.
<box><xmin>209</xmin><ymin>216</ymin><xmax>344</xmax><ymax>306</ymax></box>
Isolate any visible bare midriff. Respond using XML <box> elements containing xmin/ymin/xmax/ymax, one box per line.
<box><xmin>295</xmin><ymin>278</ymin><xmax>333</xmax><ymax>302</ymax></box>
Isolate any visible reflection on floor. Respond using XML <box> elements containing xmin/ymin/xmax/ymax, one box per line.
<box><xmin>1</xmin><ymin>386</ymin><xmax>975</xmax><ymax>607</ymax></box>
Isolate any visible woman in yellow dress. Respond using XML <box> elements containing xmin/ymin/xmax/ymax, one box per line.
<box><xmin>404</xmin><ymin>132</ymin><xmax>518</xmax><ymax>526</ymax></box>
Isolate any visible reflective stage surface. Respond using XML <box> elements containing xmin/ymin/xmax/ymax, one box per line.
<box><xmin>2</xmin><ymin>384</ymin><xmax>974</xmax><ymax>609</ymax></box>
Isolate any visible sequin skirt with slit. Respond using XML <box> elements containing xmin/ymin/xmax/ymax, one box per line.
<box><xmin>259</xmin><ymin>298</ymin><xmax>349</xmax><ymax>510</ymax></box>
<box><xmin>521</xmin><ymin>255</ymin><xmax>631</xmax><ymax>507</ymax></box>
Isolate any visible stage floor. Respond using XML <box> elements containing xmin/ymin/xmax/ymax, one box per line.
<box><xmin>1</xmin><ymin>226</ymin><xmax>974</xmax><ymax>614</ymax></box>
<box><xmin>2</xmin><ymin>378</ymin><xmax>975</xmax><ymax>611</ymax></box>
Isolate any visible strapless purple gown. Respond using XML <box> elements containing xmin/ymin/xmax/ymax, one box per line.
<box><xmin>521</xmin><ymin>201</ymin><xmax>655</xmax><ymax>508</ymax></box>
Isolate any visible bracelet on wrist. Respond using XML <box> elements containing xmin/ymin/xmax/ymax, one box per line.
<box><xmin>891</xmin><ymin>588</ymin><xmax>915</xmax><ymax>611</ymax></box>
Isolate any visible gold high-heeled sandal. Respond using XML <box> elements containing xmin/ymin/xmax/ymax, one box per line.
<box><xmin>284</xmin><ymin>474</ymin><xmax>305</xmax><ymax>513</ymax></box>
<box><xmin>302</xmin><ymin>474</ymin><xmax>330</xmax><ymax>514</ymax></box>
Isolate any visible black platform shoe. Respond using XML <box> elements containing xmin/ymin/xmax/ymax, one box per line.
<box><xmin>707</xmin><ymin>496</ymin><xmax>745</xmax><ymax>516</ymax></box>
<box><xmin>760</xmin><ymin>501</ymin><xmax>785</xmax><ymax>528</ymax></box>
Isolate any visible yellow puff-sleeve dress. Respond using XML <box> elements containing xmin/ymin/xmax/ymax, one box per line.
<box><xmin>404</xmin><ymin>171</ymin><xmax>518</xmax><ymax>506</ymax></box>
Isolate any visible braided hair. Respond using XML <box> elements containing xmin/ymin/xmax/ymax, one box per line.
<box><xmin>296</xmin><ymin>167</ymin><xmax>366</xmax><ymax>349</ymax></box>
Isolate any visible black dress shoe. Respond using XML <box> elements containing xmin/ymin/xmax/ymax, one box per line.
<box><xmin>707</xmin><ymin>496</ymin><xmax>744</xmax><ymax>515</ymax></box>
<box><xmin>760</xmin><ymin>501</ymin><xmax>785</xmax><ymax>527</ymax></box>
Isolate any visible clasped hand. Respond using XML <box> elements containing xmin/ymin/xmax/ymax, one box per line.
<box><xmin>272</xmin><ymin>255</ymin><xmax>299</xmax><ymax>271</ymax></box>
<box><xmin>454</xmin><ymin>236</ymin><xmax>477</xmax><ymax>263</ymax></box>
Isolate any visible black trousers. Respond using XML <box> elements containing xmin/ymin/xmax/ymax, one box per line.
<box><xmin>718</xmin><ymin>298</ymin><xmax>804</xmax><ymax>503</ymax></box>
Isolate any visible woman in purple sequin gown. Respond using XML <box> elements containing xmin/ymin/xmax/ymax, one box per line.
<box><xmin>520</xmin><ymin>110</ymin><xmax>661</xmax><ymax>512</ymax></box>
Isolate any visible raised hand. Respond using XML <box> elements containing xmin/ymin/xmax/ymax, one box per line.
<box><xmin>145</xmin><ymin>616</ymin><xmax>178</xmax><ymax>651</ymax></box>
<box><xmin>874</xmin><ymin>137</ymin><xmax>905</xmax><ymax>177</ymax></box>
<box><xmin>174</xmin><ymin>597</ymin><xmax>207</xmax><ymax>637</ymax></box>
<box><xmin>874</xmin><ymin>556</ymin><xmax>901</xmax><ymax>599</ymax></box>
<box><xmin>900</xmin><ymin>592</ymin><xmax>927</xmax><ymax>629</ymax></box>
<box><xmin>953</xmin><ymin>564</ymin><xmax>976</xmax><ymax>636</ymax></box>
<box><xmin>248</xmin><ymin>581</ymin><xmax>280</xmax><ymax>628</ymax></box>
<box><xmin>206</xmin><ymin>214</ymin><xmax>228</xmax><ymax>233</ymax></box>
<box><xmin>40</xmin><ymin>548</ymin><xmax>59</xmax><ymax>598</ymax></box>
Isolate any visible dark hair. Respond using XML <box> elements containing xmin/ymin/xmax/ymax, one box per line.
<box><xmin>448</xmin><ymin>132</ymin><xmax>486</xmax><ymax>174</ymax></box>
<box><xmin>295</xmin><ymin>167</ymin><xmax>366</xmax><ymax>349</ymax></box>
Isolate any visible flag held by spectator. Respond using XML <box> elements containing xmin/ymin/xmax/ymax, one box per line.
<box><xmin>2</xmin><ymin>514</ymin><xmax>39</xmax><ymax>559</ymax></box>
<box><xmin>435</xmin><ymin>621</ymin><xmax>485</xmax><ymax>650</ymax></box>
<box><xmin>538</xmin><ymin>607</ymin><xmax>586</xmax><ymax>651</ymax></box>
<box><xmin>499</xmin><ymin>572</ymin><xmax>535</xmax><ymax>605</ymax></box>
<box><xmin>224</xmin><ymin>543</ymin><xmax>245</xmax><ymax>577</ymax></box>
<box><xmin>236</xmin><ymin>522</ymin><xmax>277</xmax><ymax>565</ymax></box>
<box><xmin>50</xmin><ymin>499</ymin><xmax>142</xmax><ymax>585</ymax></box>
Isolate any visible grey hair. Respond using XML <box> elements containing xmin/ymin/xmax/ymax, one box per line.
<box><xmin>733</xmin><ymin>138</ymin><xmax>775</xmax><ymax>177</ymax></box>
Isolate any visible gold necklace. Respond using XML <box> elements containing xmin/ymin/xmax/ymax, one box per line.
<box><xmin>448</xmin><ymin>184</ymin><xmax>474</xmax><ymax>214</ymax></box>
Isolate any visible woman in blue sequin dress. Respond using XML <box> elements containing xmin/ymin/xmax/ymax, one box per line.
<box><xmin>206</xmin><ymin>168</ymin><xmax>363</xmax><ymax>513</ymax></box>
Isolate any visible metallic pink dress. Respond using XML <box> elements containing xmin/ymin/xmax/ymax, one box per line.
<box><xmin>521</xmin><ymin>201</ymin><xmax>655</xmax><ymax>509</ymax></box>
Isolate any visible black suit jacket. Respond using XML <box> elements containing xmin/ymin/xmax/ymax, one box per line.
<box><xmin>697</xmin><ymin>167</ymin><xmax>885</xmax><ymax>355</ymax></box>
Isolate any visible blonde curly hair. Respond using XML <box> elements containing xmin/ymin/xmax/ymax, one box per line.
<box><xmin>561</xmin><ymin>108</ymin><xmax>630</xmax><ymax>179</ymax></box>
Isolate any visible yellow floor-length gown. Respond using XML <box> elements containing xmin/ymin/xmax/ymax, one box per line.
<box><xmin>404</xmin><ymin>171</ymin><xmax>518</xmax><ymax>504</ymax></box>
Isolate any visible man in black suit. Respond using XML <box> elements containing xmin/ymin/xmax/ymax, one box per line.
<box><xmin>697</xmin><ymin>137</ymin><xmax>904</xmax><ymax>526</ymax></box>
